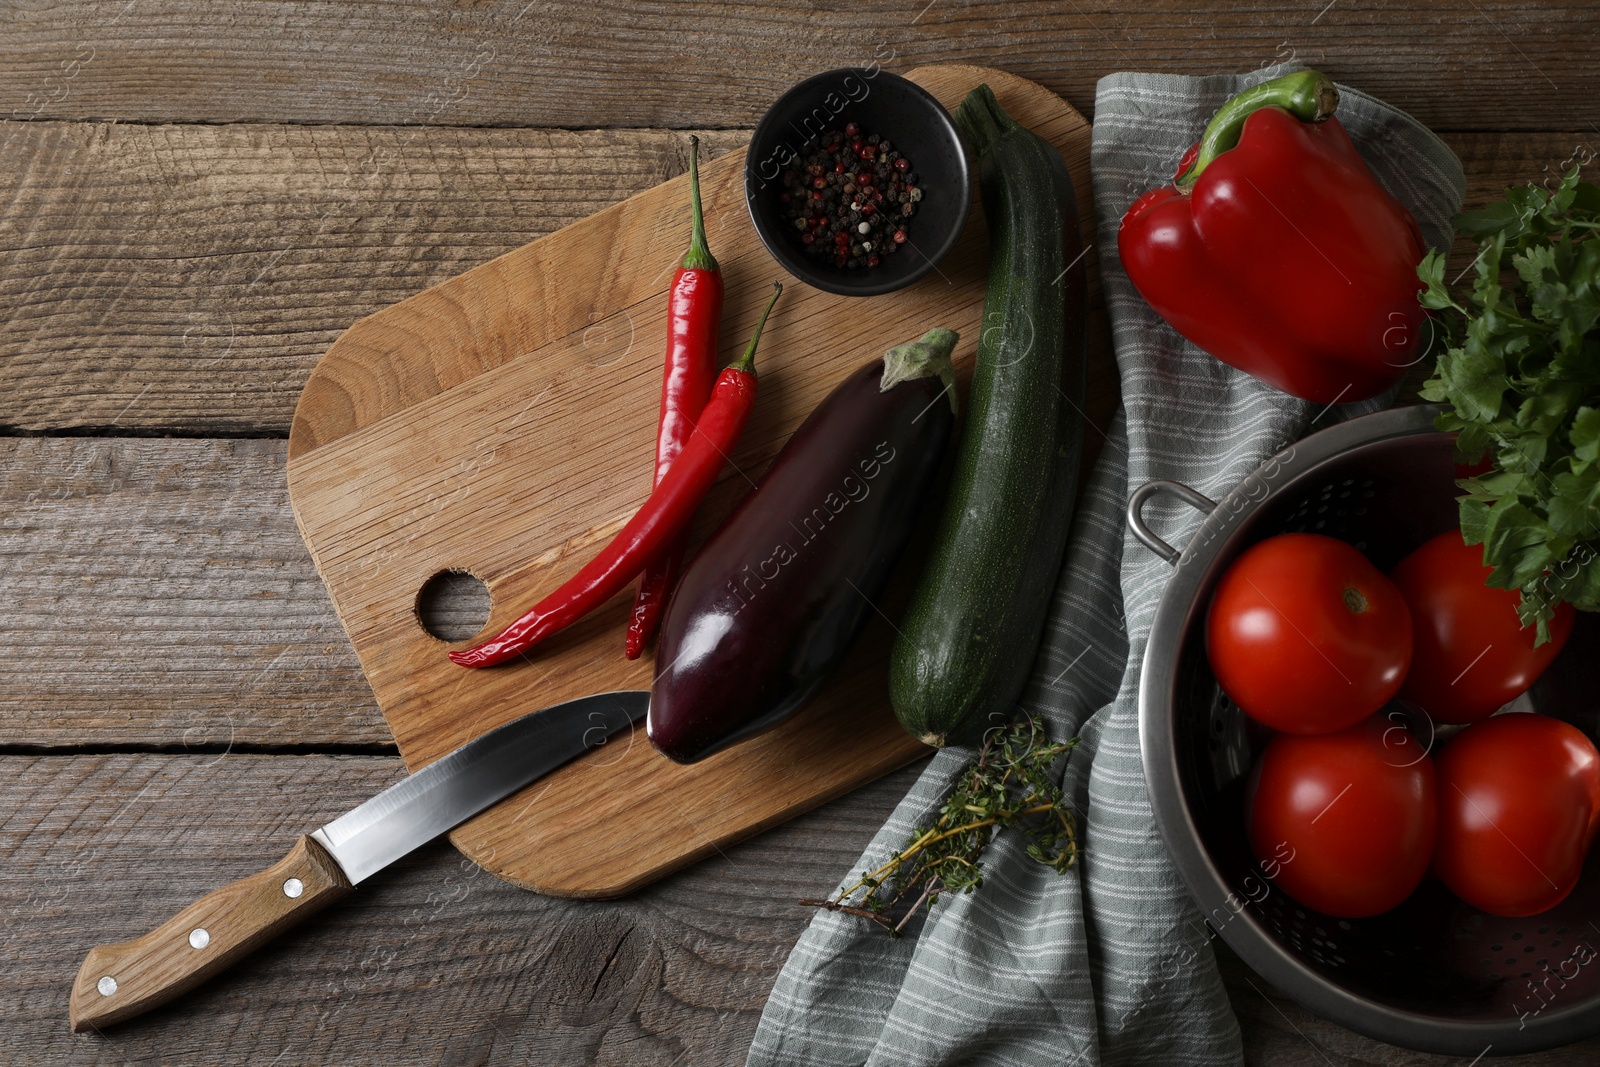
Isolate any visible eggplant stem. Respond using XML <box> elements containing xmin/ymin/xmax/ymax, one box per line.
<box><xmin>881</xmin><ymin>327</ymin><xmax>960</xmax><ymax>414</ymax></box>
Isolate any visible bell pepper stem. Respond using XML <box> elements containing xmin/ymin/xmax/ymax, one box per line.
<box><xmin>729</xmin><ymin>282</ymin><xmax>782</xmax><ymax>374</ymax></box>
<box><xmin>680</xmin><ymin>135</ymin><xmax>718</xmax><ymax>272</ymax></box>
<box><xmin>1176</xmin><ymin>70</ymin><xmax>1340</xmax><ymax>191</ymax></box>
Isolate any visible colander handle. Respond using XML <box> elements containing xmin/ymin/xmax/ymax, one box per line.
<box><xmin>1127</xmin><ymin>480</ymin><xmax>1217</xmax><ymax>564</ymax></box>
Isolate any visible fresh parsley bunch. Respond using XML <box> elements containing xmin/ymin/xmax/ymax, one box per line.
<box><xmin>1418</xmin><ymin>166</ymin><xmax>1600</xmax><ymax>643</ymax></box>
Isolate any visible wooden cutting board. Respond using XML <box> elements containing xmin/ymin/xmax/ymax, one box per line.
<box><xmin>285</xmin><ymin>64</ymin><xmax>1107</xmax><ymax>898</ymax></box>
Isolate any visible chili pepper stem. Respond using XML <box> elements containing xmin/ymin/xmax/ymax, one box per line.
<box><xmin>1177</xmin><ymin>70</ymin><xmax>1339</xmax><ymax>191</ymax></box>
<box><xmin>680</xmin><ymin>135</ymin><xmax>718</xmax><ymax>272</ymax></box>
<box><xmin>729</xmin><ymin>282</ymin><xmax>782</xmax><ymax>374</ymax></box>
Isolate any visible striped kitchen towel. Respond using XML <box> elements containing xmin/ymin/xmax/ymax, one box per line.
<box><xmin>747</xmin><ymin>65</ymin><xmax>1464</xmax><ymax>1066</ymax></box>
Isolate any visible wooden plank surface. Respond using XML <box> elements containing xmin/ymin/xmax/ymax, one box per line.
<box><xmin>8</xmin><ymin>754</ymin><xmax>1598</xmax><ymax>1065</ymax></box>
<box><xmin>0</xmin><ymin>123</ymin><xmax>747</xmax><ymax>436</ymax></box>
<box><xmin>8</xmin><ymin>6</ymin><xmax>1600</xmax><ymax>1062</ymax></box>
<box><xmin>0</xmin><ymin>126</ymin><xmax>1588</xmax><ymax>436</ymax></box>
<box><xmin>0</xmin><ymin>437</ymin><xmax>384</xmax><ymax>746</ymax></box>
<box><xmin>282</xmin><ymin>64</ymin><xmax>1098</xmax><ymax>898</ymax></box>
<box><xmin>4</xmin><ymin>754</ymin><xmax>916</xmax><ymax>1065</ymax></box>
<box><xmin>0</xmin><ymin>2</ymin><xmax>1592</xmax><ymax>130</ymax></box>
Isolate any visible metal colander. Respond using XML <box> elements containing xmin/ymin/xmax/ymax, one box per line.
<box><xmin>1129</xmin><ymin>404</ymin><xmax>1600</xmax><ymax>1056</ymax></box>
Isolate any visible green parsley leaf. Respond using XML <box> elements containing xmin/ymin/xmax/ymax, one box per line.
<box><xmin>1454</xmin><ymin>196</ymin><xmax>1529</xmax><ymax>240</ymax></box>
<box><xmin>1573</xmin><ymin>406</ymin><xmax>1600</xmax><ymax>466</ymax></box>
<box><xmin>1422</xmin><ymin>165</ymin><xmax>1600</xmax><ymax>643</ymax></box>
<box><xmin>1549</xmin><ymin>466</ymin><xmax>1600</xmax><ymax>540</ymax></box>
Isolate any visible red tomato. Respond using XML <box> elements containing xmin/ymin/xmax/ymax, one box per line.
<box><xmin>1391</xmin><ymin>530</ymin><xmax>1574</xmax><ymax>725</ymax></box>
<box><xmin>1208</xmin><ymin>533</ymin><xmax>1413</xmax><ymax>734</ymax></box>
<box><xmin>1434</xmin><ymin>713</ymin><xmax>1600</xmax><ymax>917</ymax></box>
<box><xmin>1247</xmin><ymin>714</ymin><xmax>1436</xmax><ymax>918</ymax></box>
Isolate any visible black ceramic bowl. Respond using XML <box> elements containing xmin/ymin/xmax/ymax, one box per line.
<box><xmin>745</xmin><ymin>68</ymin><xmax>971</xmax><ymax>297</ymax></box>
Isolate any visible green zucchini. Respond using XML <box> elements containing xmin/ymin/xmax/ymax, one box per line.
<box><xmin>889</xmin><ymin>84</ymin><xmax>1087</xmax><ymax>748</ymax></box>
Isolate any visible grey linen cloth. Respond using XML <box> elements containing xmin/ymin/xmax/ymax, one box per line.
<box><xmin>747</xmin><ymin>65</ymin><xmax>1464</xmax><ymax>1067</ymax></box>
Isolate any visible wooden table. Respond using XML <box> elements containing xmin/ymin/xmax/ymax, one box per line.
<box><xmin>5</xmin><ymin>4</ymin><xmax>1599</xmax><ymax>1064</ymax></box>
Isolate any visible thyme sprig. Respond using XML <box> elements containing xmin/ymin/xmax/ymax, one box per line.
<box><xmin>803</xmin><ymin>716</ymin><xmax>1079</xmax><ymax>935</ymax></box>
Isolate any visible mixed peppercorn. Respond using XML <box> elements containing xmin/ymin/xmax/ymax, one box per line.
<box><xmin>779</xmin><ymin>122</ymin><xmax>922</xmax><ymax>270</ymax></box>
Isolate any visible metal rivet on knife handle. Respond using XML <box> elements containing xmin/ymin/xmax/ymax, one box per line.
<box><xmin>67</xmin><ymin>835</ymin><xmax>353</xmax><ymax>1033</ymax></box>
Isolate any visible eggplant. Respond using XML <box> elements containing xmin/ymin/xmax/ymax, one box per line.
<box><xmin>647</xmin><ymin>328</ymin><xmax>960</xmax><ymax>762</ymax></box>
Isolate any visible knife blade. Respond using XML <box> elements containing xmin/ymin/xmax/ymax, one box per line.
<box><xmin>68</xmin><ymin>689</ymin><xmax>649</xmax><ymax>1033</ymax></box>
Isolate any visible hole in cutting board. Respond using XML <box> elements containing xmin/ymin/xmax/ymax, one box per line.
<box><xmin>416</xmin><ymin>570</ymin><xmax>493</xmax><ymax>642</ymax></box>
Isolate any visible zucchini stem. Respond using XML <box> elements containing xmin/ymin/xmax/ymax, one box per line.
<box><xmin>953</xmin><ymin>83</ymin><xmax>1020</xmax><ymax>158</ymax></box>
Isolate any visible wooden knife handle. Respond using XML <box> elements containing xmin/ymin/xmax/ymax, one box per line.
<box><xmin>69</xmin><ymin>835</ymin><xmax>353</xmax><ymax>1032</ymax></box>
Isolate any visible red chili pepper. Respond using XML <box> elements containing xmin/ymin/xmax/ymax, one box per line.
<box><xmin>449</xmin><ymin>283</ymin><xmax>781</xmax><ymax>669</ymax></box>
<box><xmin>1117</xmin><ymin>70</ymin><xmax>1429</xmax><ymax>404</ymax></box>
<box><xmin>624</xmin><ymin>135</ymin><xmax>723</xmax><ymax>660</ymax></box>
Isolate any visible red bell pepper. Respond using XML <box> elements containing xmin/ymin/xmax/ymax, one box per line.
<box><xmin>1118</xmin><ymin>71</ymin><xmax>1429</xmax><ymax>404</ymax></box>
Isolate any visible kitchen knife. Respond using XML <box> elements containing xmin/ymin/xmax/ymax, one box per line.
<box><xmin>68</xmin><ymin>689</ymin><xmax>649</xmax><ymax>1032</ymax></box>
